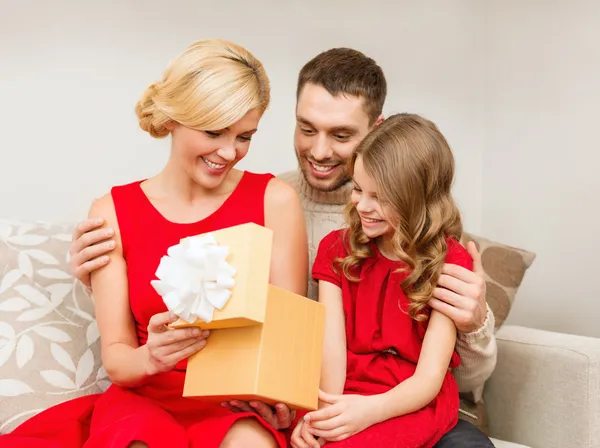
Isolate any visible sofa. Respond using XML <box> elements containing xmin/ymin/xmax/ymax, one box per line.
<box><xmin>0</xmin><ymin>217</ymin><xmax>599</xmax><ymax>447</ymax></box>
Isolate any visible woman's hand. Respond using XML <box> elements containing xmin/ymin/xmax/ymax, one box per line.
<box><xmin>291</xmin><ymin>419</ymin><xmax>322</xmax><ymax>448</ymax></box>
<box><xmin>222</xmin><ymin>400</ymin><xmax>295</xmax><ymax>430</ymax></box>
<box><xmin>303</xmin><ymin>390</ymin><xmax>381</xmax><ymax>443</ymax></box>
<box><xmin>144</xmin><ymin>311</ymin><xmax>210</xmax><ymax>375</ymax></box>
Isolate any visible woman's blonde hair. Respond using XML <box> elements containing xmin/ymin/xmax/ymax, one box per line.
<box><xmin>339</xmin><ymin>113</ymin><xmax>463</xmax><ymax>321</ymax></box>
<box><xmin>135</xmin><ymin>39</ymin><xmax>270</xmax><ymax>138</ymax></box>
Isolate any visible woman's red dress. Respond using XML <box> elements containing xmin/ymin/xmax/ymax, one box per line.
<box><xmin>1</xmin><ymin>171</ymin><xmax>288</xmax><ymax>447</ymax></box>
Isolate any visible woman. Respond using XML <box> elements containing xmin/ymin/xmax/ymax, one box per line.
<box><xmin>2</xmin><ymin>39</ymin><xmax>308</xmax><ymax>448</ymax></box>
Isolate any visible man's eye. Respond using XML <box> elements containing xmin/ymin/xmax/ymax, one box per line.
<box><xmin>334</xmin><ymin>135</ymin><xmax>350</xmax><ymax>140</ymax></box>
<box><xmin>301</xmin><ymin>127</ymin><xmax>314</xmax><ymax>134</ymax></box>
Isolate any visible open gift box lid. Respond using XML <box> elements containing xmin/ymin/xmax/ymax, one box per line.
<box><xmin>152</xmin><ymin>222</ymin><xmax>274</xmax><ymax>330</ymax></box>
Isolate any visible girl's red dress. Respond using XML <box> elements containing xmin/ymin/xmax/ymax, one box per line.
<box><xmin>310</xmin><ymin>229</ymin><xmax>472</xmax><ymax>448</ymax></box>
<box><xmin>0</xmin><ymin>171</ymin><xmax>288</xmax><ymax>448</ymax></box>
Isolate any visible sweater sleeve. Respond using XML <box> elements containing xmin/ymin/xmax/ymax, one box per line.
<box><xmin>453</xmin><ymin>304</ymin><xmax>497</xmax><ymax>399</ymax></box>
<box><xmin>444</xmin><ymin>238</ymin><xmax>498</xmax><ymax>398</ymax></box>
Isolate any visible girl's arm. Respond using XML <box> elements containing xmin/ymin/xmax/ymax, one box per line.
<box><xmin>291</xmin><ymin>280</ymin><xmax>345</xmax><ymax>446</ymax></box>
<box><xmin>88</xmin><ymin>194</ymin><xmax>153</xmax><ymax>387</ymax></box>
<box><xmin>318</xmin><ymin>281</ymin><xmax>347</xmax><ymax>396</ymax></box>
<box><xmin>264</xmin><ymin>178</ymin><xmax>308</xmax><ymax>296</ymax></box>
<box><xmin>375</xmin><ymin>310</ymin><xmax>457</xmax><ymax>423</ymax></box>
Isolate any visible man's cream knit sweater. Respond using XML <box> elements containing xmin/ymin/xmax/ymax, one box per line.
<box><xmin>278</xmin><ymin>170</ymin><xmax>497</xmax><ymax>396</ymax></box>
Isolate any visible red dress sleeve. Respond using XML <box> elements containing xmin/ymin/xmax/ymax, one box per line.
<box><xmin>311</xmin><ymin>230</ymin><xmax>347</xmax><ymax>288</ymax></box>
<box><xmin>444</xmin><ymin>237</ymin><xmax>473</xmax><ymax>271</ymax></box>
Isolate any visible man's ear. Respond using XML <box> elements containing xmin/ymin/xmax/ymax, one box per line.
<box><xmin>372</xmin><ymin>114</ymin><xmax>385</xmax><ymax>128</ymax></box>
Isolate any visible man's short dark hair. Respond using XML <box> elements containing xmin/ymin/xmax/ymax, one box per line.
<box><xmin>297</xmin><ymin>48</ymin><xmax>387</xmax><ymax>124</ymax></box>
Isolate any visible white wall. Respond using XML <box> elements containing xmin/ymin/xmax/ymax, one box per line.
<box><xmin>483</xmin><ymin>0</ymin><xmax>600</xmax><ymax>337</ymax></box>
<box><xmin>0</xmin><ymin>0</ymin><xmax>484</xmax><ymax>231</ymax></box>
<box><xmin>2</xmin><ymin>1</ymin><xmax>598</xmax><ymax>336</ymax></box>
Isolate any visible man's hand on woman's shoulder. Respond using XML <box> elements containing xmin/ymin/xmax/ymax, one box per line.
<box><xmin>69</xmin><ymin>202</ymin><xmax>117</xmax><ymax>288</ymax></box>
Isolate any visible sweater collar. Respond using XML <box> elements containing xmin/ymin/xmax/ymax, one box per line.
<box><xmin>295</xmin><ymin>169</ymin><xmax>353</xmax><ymax>206</ymax></box>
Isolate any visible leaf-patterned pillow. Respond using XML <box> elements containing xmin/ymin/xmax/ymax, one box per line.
<box><xmin>0</xmin><ymin>218</ymin><xmax>109</xmax><ymax>434</ymax></box>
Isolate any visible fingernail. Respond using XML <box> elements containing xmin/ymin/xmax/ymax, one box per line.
<box><xmin>94</xmin><ymin>217</ymin><xmax>103</xmax><ymax>225</ymax></box>
<box><xmin>105</xmin><ymin>228</ymin><xmax>114</xmax><ymax>236</ymax></box>
<box><xmin>100</xmin><ymin>256</ymin><xmax>109</xmax><ymax>264</ymax></box>
<box><xmin>249</xmin><ymin>401</ymin><xmax>257</xmax><ymax>407</ymax></box>
<box><xmin>106</xmin><ymin>241</ymin><xmax>116</xmax><ymax>248</ymax></box>
<box><xmin>202</xmin><ymin>330</ymin><xmax>210</xmax><ymax>337</ymax></box>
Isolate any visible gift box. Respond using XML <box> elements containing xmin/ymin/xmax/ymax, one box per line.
<box><xmin>151</xmin><ymin>222</ymin><xmax>326</xmax><ymax>411</ymax></box>
<box><xmin>152</xmin><ymin>222</ymin><xmax>274</xmax><ymax>330</ymax></box>
<box><xmin>183</xmin><ymin>284</ymin><xmax>326</xmax><ymax>410</ymax></box>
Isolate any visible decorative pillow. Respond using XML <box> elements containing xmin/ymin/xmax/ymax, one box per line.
<box><xmin>460</xmin><ymin>232</ymin><xmax>536</xmax><ymax>329</ymax></box>
<box><xmin>0</xmin><ymin>218</ymin><xmax>107</xmax><ymax>434</ymax></box>
<box><xmin>457</xmin><ymin>232</ymin><xmax>536</xmax><ymax>435</ymax></box>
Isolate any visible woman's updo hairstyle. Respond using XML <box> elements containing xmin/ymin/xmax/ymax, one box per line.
<box><xmin>135</xmin><ymin>39</ymin><xmax>271</xmax><ymax>138</ymax></box>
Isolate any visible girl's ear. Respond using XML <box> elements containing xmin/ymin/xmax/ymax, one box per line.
<box><xmin>165</xmin><ymin>120</ymin><xmax>177</xmax><ymax>131</ymax></box>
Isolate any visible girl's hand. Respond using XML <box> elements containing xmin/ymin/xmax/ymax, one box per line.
<box><xmin>291</xmin><ymin>419</ymin><xmax>322</xmax><ymax>448</ymax></box>
<box><xmin>304</xmin><ymin>390</ymin><xmax>381</xmax><ymax>442</ymax></box>
<box><xmin>145</xmin><ymin>311</ymin><xmax>210</xmax><ymax>375</ymax></box>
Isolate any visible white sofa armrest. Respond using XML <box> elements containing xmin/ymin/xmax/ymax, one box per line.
<box><xmin>485</xmin><ymin>325</ymin><xmax>600</xmax><ymax>448</ymax></box>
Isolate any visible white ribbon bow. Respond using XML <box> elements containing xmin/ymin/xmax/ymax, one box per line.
<box><xmin>150</xmin><ymin>233</ymin><xmax>236</xmax><ymax>323</ymax></box>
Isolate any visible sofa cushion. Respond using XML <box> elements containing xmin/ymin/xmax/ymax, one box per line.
<box><xmin>460</xmin><ymin>232</ymin><xmax>536</xmax><ymax>330</ymax></box>
<box><xmin>490</xmin><ymin>438</ymin><xmax>531</xmax><ymax>448</ymax></box>
<box><xmin>0</xmin><ymin>218</ymin><xmax>105</xmax><ymax>434</ymax></box>
<box><xmin>458</xmin><ymin>232</ymin><xmax>536</xmax><ymax>436</ymax></box>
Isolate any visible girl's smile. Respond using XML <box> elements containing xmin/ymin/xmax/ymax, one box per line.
<box><xmin>351</xmin><ymin>155</ymin><xmax>394</xmax><ymax>239</ymax></box>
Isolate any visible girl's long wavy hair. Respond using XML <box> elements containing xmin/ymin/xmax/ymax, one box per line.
<box><xmin>339</xmin><ymin>113</ymin><xmax>463</xmax><ymax>321</ymax></box>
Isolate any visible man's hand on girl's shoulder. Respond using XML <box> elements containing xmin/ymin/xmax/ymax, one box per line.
<box><xmin>429</xmin><ymin>241</ymin><xmax>487</xmax><ymax>334</ymax></box>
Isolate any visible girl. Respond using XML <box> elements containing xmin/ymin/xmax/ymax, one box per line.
<box><xmin>291</xmin><ymin>113</ymin><xmax>472</xmax><ymax>448</ymax></box>
<box><xmin>1</xmin><ymin>39</ymin><xmax>307</xmax><ymax>448</ymax></box>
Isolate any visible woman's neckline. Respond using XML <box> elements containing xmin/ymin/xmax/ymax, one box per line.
<box><xmin>135</xmin><ymin>170</ymin><xmax>248</xmax><ymax>226</ymax></box>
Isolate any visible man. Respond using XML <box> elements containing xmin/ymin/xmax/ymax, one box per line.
<box><xmin>69</xmin><ymin>48</ymin><xmax>496</xmax><ymax>446</ymax></box>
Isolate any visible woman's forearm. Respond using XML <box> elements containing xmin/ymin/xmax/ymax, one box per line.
<box><xmin>103</xmin><ymin>342</ymin><xmax>153</xmax><ymax>388</ymax></box>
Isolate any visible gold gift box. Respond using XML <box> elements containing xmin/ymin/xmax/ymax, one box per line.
<box><xmin>167</xmin><ymin>223</ymin><xmax>326</xmax><ymax>411</ymax></box>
